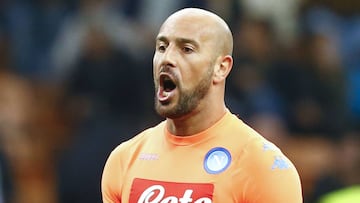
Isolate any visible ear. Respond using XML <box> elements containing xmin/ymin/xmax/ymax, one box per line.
<box><xmin>213</xmin><ymin>55</ymin><xmax>233</xmax><ymax>84</ymax></box>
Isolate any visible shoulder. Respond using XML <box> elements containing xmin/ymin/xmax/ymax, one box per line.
<box><xmin>220</xmin><ymin>113</ymin><xmax>302</xmax><ymax>201</ymax></box>
<box><xmin>244</xmin><ymin>136</ymin><xmax>292</xmax><ymax>170</ymax></box>
<box><xmin>226</xmin><ymin>113</ymin><xmax>290</xmax><ymax>166</ymax></box>
<box><xmin>237</xmin><ymin>136</ymin><xmax>303</xmax><ymax>202</ymax></box>
<box><xmin>221</xmin><ymin>113</ymin><xmax>268</xmax><ymax>149</ymax></box>
<box><xmin>217</xmin><ymin>113</ymin><xmax>294</xmax><ymax>171</ymax></box>
<box><xmin>226</xmin><ymin>113</ymin><xmax>261</xmax><ymax>139</ymax></box>
<box><xmin>102</xmin><ymin>121</ymin><xmax>166</xmax><ymax>181</ymax></box>
<box><xmin>110</xmin><ymin>121</ymin><xmax>166</xmax><ymax>158</ymax></box>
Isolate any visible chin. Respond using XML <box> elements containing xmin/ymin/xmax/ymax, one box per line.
<box><xmin>155</xmin><ymin>106</ymin><xmax>175</xmax><ymax>118</ymax></box>
<box><xmin>155</xmin><ymin>105</ymin><xmax>178</xmax><ymax>119</ymax></box>
<box><xmin>156</xmin><ymin>105</ymin><xmax>194</xmax><ymax>120</ymax></box>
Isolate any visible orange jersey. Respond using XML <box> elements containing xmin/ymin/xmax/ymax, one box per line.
<box><xmin>102</xmin><ymin>110</ymin><xmax>303</xmax><ymax>202</ymax></box>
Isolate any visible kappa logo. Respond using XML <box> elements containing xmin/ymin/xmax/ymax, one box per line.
<box><xmin>271</xmin><ymin>155</ymin><xmax>291</xmax><ymax>170</ymax></box>
<box><xmin>262</xmin><ymin>142</ymin><xmax>278</xmax><ymax>152</ymax></box>
<box><xmin>129</xmin><ymin>178</ymin><xmax>214</xmax><ymax>203</ymax></box>
<box><xmin>204</xmin><ymin>147</ymin><xmax>231</xmax><ymax>174</ymax></box>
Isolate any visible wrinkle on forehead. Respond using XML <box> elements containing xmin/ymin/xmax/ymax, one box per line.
<box><xmin>159</xmin><ymin>8</ymin><xmax>233</xmax><ymax>56</ymax></box>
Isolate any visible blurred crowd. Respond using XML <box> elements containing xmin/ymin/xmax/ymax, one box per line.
<box><xmin>0</xmin><ymin>0</ymin><xmax>359</xmax><ymax>203</ymax></box>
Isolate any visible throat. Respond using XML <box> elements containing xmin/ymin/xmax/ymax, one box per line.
<box><xmin>166</xmin><ymin>107</ymin><xmax>226</xmax><ymax>136</ymax></box>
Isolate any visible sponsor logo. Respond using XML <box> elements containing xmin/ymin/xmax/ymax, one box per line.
<box><xmin>139</xmin><ymin>153</ymin><xmax>159</xmax><ymax>160</ymax></box>
<box><xmin>130</xmin><ymin>178</ymin><xmax>214</xmax><ymax>203</ymax></box>
<box><xmin>203</xmin><ymin>147</ymin><xmax>231</xmax><ymax>174</ymax></box>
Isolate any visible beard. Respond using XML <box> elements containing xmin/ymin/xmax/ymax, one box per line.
<box><xmin>154</xmin><ymin>66</ymin><xmax>213</xmax><ymax>119</ymax></box>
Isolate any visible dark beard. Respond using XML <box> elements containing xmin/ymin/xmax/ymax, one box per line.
<box><xmin>154</xmin><ymin>67</ymin><xmax>213</xmax><ymax>119</ymax></box>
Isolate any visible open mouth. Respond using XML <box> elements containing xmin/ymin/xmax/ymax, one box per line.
<box><xmin>160</xmin><ymin>74</ymin><xmax>177</xmax><ymax>92</ymax></box>
<box><xmin>157</xmin><ymin>73</ymin><xmax>177</xmax><ymax>102</ymax></box>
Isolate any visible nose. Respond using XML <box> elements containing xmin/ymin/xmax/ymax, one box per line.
<box><xmin>160</xmin><ymin>45</ymin><xmax>177</xmax><ymax>68</ymax></box>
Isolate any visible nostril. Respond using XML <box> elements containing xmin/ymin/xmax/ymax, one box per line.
<box><xmin>165</xmin><ymin>62</ymin><xmax>175</xmax><ymax>68</ymax></box>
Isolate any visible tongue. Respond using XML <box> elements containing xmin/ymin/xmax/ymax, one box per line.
<box><xmin>157</xmin><ymin>88</ymin><xmax>172</xmax><ymax>102</ymax></box>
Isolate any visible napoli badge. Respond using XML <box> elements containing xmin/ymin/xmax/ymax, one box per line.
<box><xmin>204</xmin><ymin>147</ymin><xmax>231</xmax><ymax>174</ymax></box>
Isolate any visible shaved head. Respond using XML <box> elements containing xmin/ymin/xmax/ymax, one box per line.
<box><xmin>159</xmin><ymin>8</ymin><xmax>233</xmax><ymax>56</ymax></box>
<box><xmin>153</xmin><ymin>8</ymin><xmax>234</xmax><ymax>120</ymax></box>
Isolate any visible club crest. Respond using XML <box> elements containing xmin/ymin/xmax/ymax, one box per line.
<box><xmin>204</xmin><ymin>147</ymin><xmax>231</xmax><ymax>174</ymax></box>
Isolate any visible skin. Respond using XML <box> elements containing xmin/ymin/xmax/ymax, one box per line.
<box><xmin>153</xmin><ymin>8</ymin><xmax>233</xmax><ymax>136</ymax></box>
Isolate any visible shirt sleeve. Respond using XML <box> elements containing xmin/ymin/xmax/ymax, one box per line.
<box><xmin>240</xmin><ymin>138</ymin><xmax>303</xmax><ymax>203</ymax></box>
<box><xmin>101</xmin><ymin>145</ymin><xmax>124</xmax><ymax>203</ymax></box>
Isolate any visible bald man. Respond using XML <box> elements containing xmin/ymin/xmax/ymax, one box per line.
<box><xmin>101</xmin><ymin>8</ymin><xmax>302</xmax><ymax>203</ymax></box>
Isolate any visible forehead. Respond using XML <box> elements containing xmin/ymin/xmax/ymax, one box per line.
<box><xmin>157</xmin><ymin>14</ymin><xmax>215</xmax><ymax>44</ymax></box>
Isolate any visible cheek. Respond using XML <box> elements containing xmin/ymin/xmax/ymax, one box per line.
<box><xmin>152</xmin><ymin>55</ymin><xmax>159</xmax><ymax>75</ymax></box>
<box><xmin>185</xmin><ymin>60</ymin><xmax>212</xmax><ymax>79</ymax></box>
<box><xmin>152</xmin><ymin>54</ymin><xmax>157</xmax><ymax>67</ymax></box>
<box><xmin>180</xmin><ymin>69</ymin><xmax>202</xmax><ymax>89</ymax></box>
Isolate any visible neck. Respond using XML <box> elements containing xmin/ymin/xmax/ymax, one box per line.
<box><xmin>166</xmin><ymin>101</ymin><xmax>227</xmax><ymax>136</ymax></box>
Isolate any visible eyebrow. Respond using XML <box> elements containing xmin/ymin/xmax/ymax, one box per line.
<box><xmin>156</xmin><ymin>36</ymin><xmax>200</xmax><ymax>49</ymax></box>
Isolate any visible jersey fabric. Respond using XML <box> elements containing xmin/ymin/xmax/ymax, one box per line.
<box><xmin>101</xmin><ymin>110</ymin><xmax>303</xmax><ymax>203</ymax></box>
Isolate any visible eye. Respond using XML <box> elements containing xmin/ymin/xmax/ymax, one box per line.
<box><xmin>157</xmin><ymin>44</ymin><xmax>166</xmax><ymax>52</ymax></box>
<box><xmin>156</xmin><ymin>41</ymin><xmax>167</xmax><ymax>52</ymax></box>
<box><xmin>182</xmin><ymin>46</ymin><xmax>194</xmax><ymax>54</ymax></box>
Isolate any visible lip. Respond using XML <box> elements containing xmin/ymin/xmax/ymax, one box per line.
<box><xmin>157</xmin><ymin>87</ymin><xmax>174</xmax><ymax>103</ymax></box>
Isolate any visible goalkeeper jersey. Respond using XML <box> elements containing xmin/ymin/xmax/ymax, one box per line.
<box><xmin>102</xmin><ymin>110</ymin><xmax>302</xmax><ymax>203</ymax></box>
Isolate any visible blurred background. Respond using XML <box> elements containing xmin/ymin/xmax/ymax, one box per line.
<box><xmin>0</xmin><ymin>0</ymin><xmax>359</xmax><ymax>203</ymax></box>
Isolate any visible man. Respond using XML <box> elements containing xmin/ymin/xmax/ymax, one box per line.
<box><xmin>102</xmin><ymin>8</ymin><xmax>302</xmax><ymax>202</ymax></box>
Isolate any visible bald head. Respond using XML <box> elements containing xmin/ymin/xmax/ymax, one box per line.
<box><xmin>159</xmin><ymin>8</ymin><xmax>233</xmax><ymax>56</ymax></box>
<box><xmin>153</xmin><ymin>8</ymin><xmax>234</xmax><ymax>122</ymax></box>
